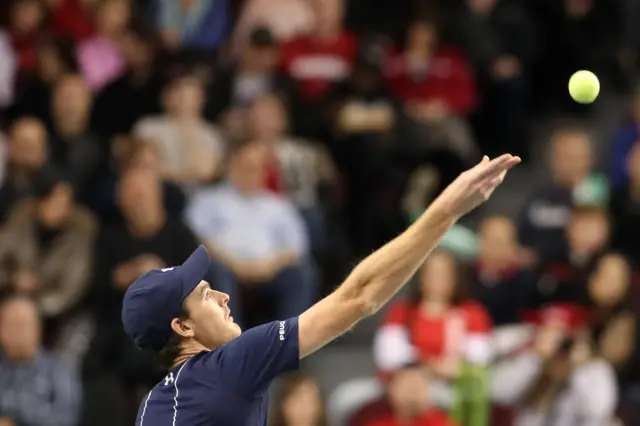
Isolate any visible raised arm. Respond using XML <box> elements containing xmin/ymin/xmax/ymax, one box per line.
<box><xmin>298</xmin><ymin>154</ymin><xmax>520</xmax><ymax>358</ymax></box>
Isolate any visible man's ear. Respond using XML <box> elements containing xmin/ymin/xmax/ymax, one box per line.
<box><xmin>170</xmin><ymin>317</ymin><xmax>195</xmax><ymax>339</ymax></box>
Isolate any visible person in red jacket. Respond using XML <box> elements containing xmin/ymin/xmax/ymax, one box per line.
<box><xmin>374</xmin><ymin>250</ymin><xmax>492</xmax><ymax>383</ymax></box>
<box><xmin>385</xmin><ymin>17</ymin><xmax>479</xmax><ymax>165</ymax></box>
<box><xmin>280</xmin><ymin>0</ymin><xmax>357</xmax><ymax>103</ymax></box>
<box><xmin>348</xmin><ymin>365</ymin><xmax>455</xmax><ymax>426</ymax></box>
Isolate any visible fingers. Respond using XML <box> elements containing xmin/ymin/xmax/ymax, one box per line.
<box><xmin>472</xmin><ymin>154</ymin><xmax>521</xmax><ymax>182</ymax></box>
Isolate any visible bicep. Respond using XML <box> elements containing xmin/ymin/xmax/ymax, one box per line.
<box><xmin>298</xmin><ymin>285</ymin><xmax>370</xmax><ymax>358</ymax></box>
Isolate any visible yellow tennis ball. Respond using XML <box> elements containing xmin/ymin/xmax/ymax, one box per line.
<box><xmin>568</xmin><ymin>70</ymin><xmax>600</xmax><ymax>104</ymax></box>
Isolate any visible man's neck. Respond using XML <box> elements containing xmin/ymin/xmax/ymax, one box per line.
<box><xmin>172</xmin><ymin>342</ymin><xmax>212</xmax><ymax>369</ymax></box>
<box><xmin>56</xmin><ymin>118</ymin><xmax>87</xmax><ymax>137</ymax></box>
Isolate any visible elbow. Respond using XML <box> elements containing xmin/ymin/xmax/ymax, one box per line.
<box><xmin>342</xmin><ymin>286</ymin><xmax>382</xmax><ymax>318</ymax></box>
<box><xmin>337</xmin><ymin>283</ymin><xmax>380</xmax><ymax>319</ymax></box>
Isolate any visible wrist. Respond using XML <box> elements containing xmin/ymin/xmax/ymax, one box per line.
<box><xmin>423</xmin><ymin>196</ymin><xmax>461</xmax><ymax>224</ymax></box>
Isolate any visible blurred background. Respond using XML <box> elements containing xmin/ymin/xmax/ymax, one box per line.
<box><xmin>0</xmin><ymin>0</ymin><xmax>639</xmax><ymax>425</ymax></box>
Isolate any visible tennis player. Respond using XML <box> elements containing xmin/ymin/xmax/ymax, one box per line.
<box><xmin>122</xmin><ymin>154</ymin><xmax>520</xmax><ymax>425</ymax></box>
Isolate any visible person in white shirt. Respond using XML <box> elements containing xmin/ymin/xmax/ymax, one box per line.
<box><xmin>134</xmin><ymin>74</ymin><xmax>225</xmax><ymax>196</ymax></box>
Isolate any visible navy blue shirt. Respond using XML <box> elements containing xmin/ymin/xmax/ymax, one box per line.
<box><xmin>136</xmin><ymin>318</ymin><xmax>300</xmax><ymax>426</ymax></box>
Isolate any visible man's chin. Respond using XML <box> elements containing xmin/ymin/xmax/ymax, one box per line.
<box><xmin>230</xmin><ymin>322</ymin><xmax>242</xmax><ymax>337</ymax></box>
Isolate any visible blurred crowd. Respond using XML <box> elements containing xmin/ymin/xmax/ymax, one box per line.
<box><xmin>0</xmin><ymin>0</ymin><xmax>640</xmax><ymax>425</ymax></box>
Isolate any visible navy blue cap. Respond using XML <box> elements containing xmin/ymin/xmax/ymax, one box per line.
<box><xmin>121</xmin><ymin>245</ymin><xmax>212</xmax><ymax>350</ymax></box>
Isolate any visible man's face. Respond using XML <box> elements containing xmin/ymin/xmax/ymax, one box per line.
<box><xmin>182</xmin><ymin>281</ymin><xmax>242</xmax><ymax>349</ymax></box>
<box><xmin>121</xmin><ymin>33</ymin><xmax>153</xmax><ymax>69</ymax></box>
<box><xmin>478</xmin><ymin>217</ymin><xmax>517</xmax><ymax>265</ymax></box>
<box><xmin>550</xmin><ymin>131</ymin><xmax>592</xmax><ymax>187</ymax></box>
<box><xmin>9</xmin><ymin>119</ymin><xmax>47</xmax><ymax>169</ymax></box>
<box><xmin>249</xmin><ymin>96</ymin><xmax>286</xmax><ymax>140</ymax></box>
<box><xmin>244</xmin><ymin>44</ymin><xmax>279</xmax><ymax>72</ymax></box>
<box><xmin>229</xmin><ymin>144</ymin><xmax>268</xmax><ymax>193</ymax></box>
<box><xmin>407</xmin><ymin>22</ymin><xmax>437</xmax><ymax>51</ymax></box>
<box><xmin>0</xmin><ymin>298</ymin><xmax>41</xmax><ymax>361</ymax></box>
<box><xmin>96</xmin><ymin>0</ymin><xmax>131</xmax><ymax>35</ymax></box>
<box><xmin>117</xmin><ymin>168</ymin><xmax>162</xmax><ymax>222</ymax></box>
<box><xmin>10</xmin><ymin>0</ymin><xmax>44</xmax><ymax>35</ymax></box>
<box><xmin>164</xmin><ymin>79</ymin><xmax>204</xmax><ymax>118</ymax></box>
<box><xmin>37</xmin><ymin>183</ymin><xmax>73</xmax><ymax>229</ymax></box>
<box><xmin>567</xmin><ymin>211</ymin><xmax>609</xmax><ymax>255</ymax></box>
<box><xmin>52</xmin><ymin>76</ymin><xmax>92</xmax><ymax>124</ymax></box>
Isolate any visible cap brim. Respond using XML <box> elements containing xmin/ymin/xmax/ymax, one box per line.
<box><xmin>180</xmin><ymin>245</ymin><xmax>212</xmax><ymax>300</ymax></box>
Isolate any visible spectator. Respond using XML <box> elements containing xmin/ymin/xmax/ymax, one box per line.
<box><xmin>153</xmin><ymin>0</ymin><xmax>230</xmax><ymax>53</ymax></box>
<box><xmin>0</xmin><ymin>29</ymin><xmax>17</xmax><ymax>110</ymax></box>
<box><xmin>51</xmin><ymin>0</ymin><xmax>95</xmax><ymax>42</ymax></box>
<box><xmin>271</xmin><ymin>373</ymin><xmax>327</xmax><ymax>426</ymax></box>
<box><xmin>280</xmin><ymin>0</ymin><xmax>357</xmax><ymax>135</ymax></box>
<box><xmin>249</xmin><ymin>92</ymin><xmax>337</xmax><ymax>253</ymax></box>
<box><xmin>530</xmin><ymin>206</ymin><xmax>610</xmax><ymax>309</ymax></box>
<box><xmin>587</xmin><ymin>253</ymin><xmax>636</xmax><ymax>370</ymax></box>
<box><xmin>452</xmin><ymin>0</ymin><xmax>537</xmax><ymax>156</ymax></box>
<box><xmin>134</xmin><ymin>74</ymin><xmax>225</xmax><ymax>195</ymax></box>
<box><xmin>6</xmin><ymin>0</ymin><xmax>47</xmax><ymax>74</ymax></box>
<box><xmin>327</xmin><ymin>40</ymin><xmax>402</xmax><ymax>253</ymax></box>
<box><xmin>0</xmin><ymin>166</ymin><xmax>97</xmax><ymax>325</ymax></box>
<box><xmin>49</xmin><ymin>74</ymin><xmax>103</xmax><ymax>196</ymax></box>
<box><xmin>207</xmin><ymin>27</ymin><xmax>298</xmax><ymax>128</ymax></box>
<box><xmin>88</xmin><ymin>136</ymin><xmax>187</xmax><ymax>224</ymax></box>
<box><xmin>518</xmin><ymin>127</ymin><xmax>594</xmax><ymax>264</ymax></box>
<box><xmin>610</xmin><ymin>87</ymin><xmax>640</xmax><ymax>188</ymax></box>
<box><xmin>10</xmin><ymin>37</ymin><xmax>78</xmax><ymax>125</ymax></box>
<box><xmin>77</xmin><ymin>0</ymin><xmax>130</xmax><ymax>92</ymax></box>
<box><xmin>186</xmin><ymin>140</ymin><xmax>316</xmax><ymax>327</ymax></box>
<box><xmin>0</xmin><ymin>295</ymin><xmax>82</xmax><ymax>426</ymax></box>
<box><xmin>471</xmin><ymin>215</ymin><xmax>535</xmax><ymax>326</ymax></box>
<box><xmin>492</xmin><ymin>307</ymin><xmax>618</xmax><ymax>426</ymax></box>
<box><xmin>90</xmin><ymin>161</ymin><xmax>198</xmax><ymax>402</ymax></box>
<box><xmin>92</xmin><ymin>24</ymin><xmax>164</xmax><ymax>140</ymax></box>
<box><xmin>386</xmin><ymin>18</ymin><xmax>479</xmax><ymax>166</ymax></box>
<box><xmin>348</xmin><ymin>366</ymin><xmax>454</xmax><ymax>426</ymax></box>
<box><xmin>610</xmin><ymin>142</ymin><xmax>640</xmax><ymax>265</ymax></box>
<box><xmin>0</xmin><ymin>117</ymin><xmax>48</xmax><ymax>222</ymax></box>
<box><xmin>373</xmin><ymin>251</ymin><xmax>492</xmax><ymax>382</ymax></box>
<box><xmin>232</xmin><ymin>0</ymin><xmax>314</xmax><ymax>57</ymax></box>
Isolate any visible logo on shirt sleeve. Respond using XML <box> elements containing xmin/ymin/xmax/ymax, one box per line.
<box><xmin>164</xmin><ymin>372</ymin><xmax>175</xmax><ymax>386</ymax></box>
<box><xmin>279</xmin><ymin>321</ymin><xmax>286</xmax><ymax>341</ymax></box>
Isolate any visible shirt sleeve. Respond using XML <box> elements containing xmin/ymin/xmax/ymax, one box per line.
<box><xmin>211</xmin><ymin>318</ymin><xmax>300</xmax><ymax>395</ymax></box>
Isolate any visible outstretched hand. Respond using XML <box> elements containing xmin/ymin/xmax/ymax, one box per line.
<box><xmin>437</xmin><ymin>154</ymin><xmax>521</xmax><ymax>218</ymax></box>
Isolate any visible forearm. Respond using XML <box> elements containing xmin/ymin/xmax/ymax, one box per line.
<box><xmin>298</xmin><ymin>201</ymin><xmax>456</xmax><ymax>358</ymax></box>
<box><xmin>345</xmin><ymin>200</ymin><xmax>456</xmax><ymax>313</ymax></box>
